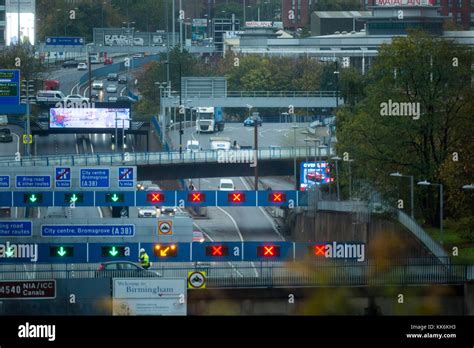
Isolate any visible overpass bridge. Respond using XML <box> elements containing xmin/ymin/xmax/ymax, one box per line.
<box><xmin>161</xmin><ymin>90</ymin><xmax>343</xmax><ymax>108</ymax></box>
<box><xmin>0</xmin><ymin>146</ymin><xmax>332</xmax><ymax>180</ymax></box>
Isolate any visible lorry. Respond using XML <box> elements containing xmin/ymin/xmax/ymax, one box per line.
<box><xmin>195</xmin><ymin>107</ymin><xmax>224</xmax><ymax>133</ymax></box>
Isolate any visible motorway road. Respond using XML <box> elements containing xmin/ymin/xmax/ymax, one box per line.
<box><xmin>169</xmin><ymin>123</ymin><xmax>331</xmax><ymax>150</ymax></box>
<box><xmin>193</xmin><ymin>176</ymin><xmax>284</xmax><ymax>242</ymax></box>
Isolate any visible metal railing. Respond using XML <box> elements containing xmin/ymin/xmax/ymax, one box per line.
<box><xmin>0</xmin><ymin>261</ymin><xmax>470</xmax><ymax>286</ymax></box>
<box><xmin>168</xmin><ymin>91</ymin><xmax>338</xmax><ymax>98</ymax></box>
<box><xmin>0</xmin><ymin>146</ymin><xmax>333</xmax><ymax>167</ymax></box>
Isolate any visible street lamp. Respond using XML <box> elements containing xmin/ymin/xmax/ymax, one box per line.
<box><xmin>291</xmin><ymin>121</ymin><xmax>298</xmax><ymax>190</ymax></box>
<box><xmin>155</xmin><ymin>81</ymin><xmax>168</xmax><ymax>144</ymax></box>
<box><xmin>347</xmin><ymin>159</ymin><xmax>355</xmax><ymax>200</ymax></box>
<box><xmin>122</xmin><ymin>21</ymin><xmax>135</xmax><ymax>77</ymax></box>
<box><xmin>331</xmin><ymin>156</ymin><xmax>341</xmax><ymax>201</ymax></box>
<box><xmin>418</xmin><ymin>180</ymin><xmax>444</xmax><ymax>245</ymax></box>
<box><xmin>333</xmin><ymin>68</ymin><xmax>340</xmax><ymax>108</ymax></box>
<box><xmin>389</xmin><ymin>172</ymin><xmax>414</xmax><ymax>219</ymax></box>
<box><xmin>165</xmin><ymin>61</ymin><xmax>183</xmax><ymax>153</ymax></box>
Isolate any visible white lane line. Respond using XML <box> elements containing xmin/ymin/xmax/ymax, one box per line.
<box><xmin>74</xmin><ymin>134</ymin><xmax>79</xmax><ymax>154</ymax></box>
<box><xmin>11</xmin><ymin>132</ymin><xmax>20</xmax><ymax>153</ymax></box>
<box><xmin>70</xmin><ymin>82</ymin><xmax>79</xmax><ymax>95</ymax></box>
<box><xmin>120</xmin><ymin>87</ymin><xmax>126</xmax><ymax>96</ymax></box>
<box><xmin>83</xmin><ymin>86</ymin><xmax>89</xmax><ymax>97</ymax></box>
<box><xmin>88</xmin><ymin>134</ymin><xmax>94</xmax><ymax>154</ymax></box>
<box><xmin>216</xmin><ymin>207</ymin><xmax>244</xmax><ymax>242</ymax></box>
<box><xmin>192</xmin><ymin>222</ymin><xmax>244</xmax><ymax>278</ymax></box>
<box><xmin>239</xmin><ymin>177</ymin><xmax>284</xmax><ymax>241</ymax></box>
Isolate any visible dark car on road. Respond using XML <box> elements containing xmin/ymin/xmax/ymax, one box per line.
<box><xmin>62</xmin><ymin>60</ymin><xmax>79</xmax><ymax>68</ymax></box>
<box><xmin>244</xmin><ymin>115</ymin><xmax>263</xmax><ymax>127</ymax></box>
<box><xmin>107</xmin><ymin>73</ymin><xmax>118</xmax><ymax>81</ymax></box>
<box><xmin>95</xmin><ymin>261</ymin><xmax>160</xmax><ymax>278</ymax></box>
<box><xmin>0</xmin><ymin>128</ymin><xmax>13</xmax><ymax>143</ymax></box>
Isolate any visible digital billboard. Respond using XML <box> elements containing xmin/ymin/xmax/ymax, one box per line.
<box><xmin>0</xmin><ymin>70</ymin><xmax>20</xmax><ymax>105</ymax></box>
<box><xmin>300</xmin><ymin>162</ymin><xmax>333</xmax><ymax>191</ymax></box>
<box><xmin>49</xmin><ymin>108</ymin><xmax>131</xmax><ymax>129</ymax></box>
<box><xmin>6</xmin><ymin>0</ymin><xmax>36</xmax><ymax>45</ymax></box>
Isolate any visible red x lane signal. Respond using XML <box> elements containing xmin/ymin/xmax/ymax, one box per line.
<box><xmin>314</xmin><ymin>244</ymin><xmax>326</xmax><ymax>256</ymax></box>
<box><xmin>269</xmin><ymin>192</ymin><xmax>286</xmax><ymax>204</ymax></box>
<box><xmin>257</xmin><ymin>245</ymin><xmax>281</xmax><ymax>257</ymax></box>
<box><xmin>188</xmin><ymin>192</ymin><xmax>205</xmax><ymax>203</ymax></box>
<box><xmin>205</xmin><ymin>245</ymin><xmax>229</xmax><ymax>257</ymax></box>
<box><xmin>228</xmin><ymin>192</ymin><xmax>245</xmax><ymax>203</ymax></box>
<box><xmin>146</xmin><ymin>192</ymin><xmax>165</xmax><ymax>203</ymax></box>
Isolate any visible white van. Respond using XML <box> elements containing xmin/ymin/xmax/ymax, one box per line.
<box><xmin>36</xmin><ymin>90</ymin><xmax>66</xmax><ymax>105</ymax></box>
<box><xmin>218</xmin><ymin>178</ymin><xmax>235</xmax><ymax>191</ymax></box>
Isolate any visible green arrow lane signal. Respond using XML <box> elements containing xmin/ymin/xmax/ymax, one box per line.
<box><xmin>23</xmin><ymin>193</ymin><xmax>43</xmax><ymax>204</ymax></box>
<box><xmin>109</xmin><ymin>247</ymin><xmax>118</xmax><ymax>256</ymax></box>
<box><xmin>5</xmin><ymin>247</ymin><xmax>14</xmax><ymax>257</ymax></box>
<box><xmin>49</xmin><ymin>246</ymin><xmax>73</xmax><ymax>257</ymax></box>
<box><xmin>105</xmin><ymin>193</ymin><xmax>124</xmax><ymax>203</ymax></box>
<box><xmin>57</xmin><ymin>247</ymin><xmax>67</xmax><ymax>256</ymax></box>
<box><xmin>65</xmin><ymin>193</ymin><xmax>84</xmax><ymax>204</ymax></box>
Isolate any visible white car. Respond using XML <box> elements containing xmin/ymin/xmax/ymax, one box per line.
<box><xmin>106</xmin><ymin>84</ymin><xmax>117</xmax><ymax>93</ymax></box>
<box><xmin>92</xmin><ymin>80</ymin><xmax>103</xmax><ymax>90</ymax></box>
<box><xmin>64</xmin><ymin>94</ymin><xmax>89</xmax><ymax>103</ymax></box>
<box><xmin>218</xmin><ymin>178</ymin><xmax>235</xmax><ymax>191</ymax></box>
<box><xmin>77</xmin><ymin>62</ymin><xmax>87</xmax><ymax>70</ymax></box>
<box><xmin>138</xmin><ymin>207</ymin><xmax>158</xmax><ymax>218</ymax></box>
<box><xmin>186</xmin><ymin>140</ymin><xmax>200</xmax><ymax>152</ymax></box>
<box><xmin>146</xmin><ymin>186</ymin><xmax>162</xmax><ymax>191</ymax></box>
<box><xmin>193</xmin><ymin>231</ymin><xmax>205</xmax><ymax>243</ymax></box>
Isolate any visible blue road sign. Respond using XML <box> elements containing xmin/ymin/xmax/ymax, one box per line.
<box><xmin>243</xmin><ymin>242</ymin><xmax>294</xmax><ymax>261</ymax></box>
<box><xmin>0</xmin><ymin>192</ymin><xmax>12</xmax><ymax>206</ymax></box>
<box><xmin>216</xmin><ymin>191</ymin><xmax>257</xmax><ymax>207</ymax></box>
<box><xmin>53</xmin><ymin>191</ymin><xmax>94</xmax><ymax>207</ymax></box>
<box><xmin>0</xmin><ymin>176</ymin><xmax>10</xmax><ymax>188</ymax></box>
<box><xmin>80</xmin><ymin>168</ymin><xmax>109</xmax><ymax>188</ymax></box>
<box><xmin>0</xmin><ymin>221</ymin><xmax>32</xmax><ymax>237</ymax></box>
<box><xmin>55</xmin><ymin>167</ymin><xmax>71</xmax><ymax>188</ymax></box>
<box><xmin>118</xmin><ymin>167</ymin><xmax>134</xmax><ymax>188</ymax></box>
<box><xmin>45</xmin><ymin>37</ymin><xmax>85</xmax><ymax>46</ymax></box>
<box><xmin>0</xmin><ymin>70</ymin><xmax>20</xmax><ymax>106</ymax></box>
<box><xmin>192</xmin><ymin>242</ymin><xmax>243</xmax><ymax>261</ymax></box>
<box><xmin>13</xmin><ymin>191</ymin><xmax>53</xmax><ymax>207</ymax></box>
<box><xmin>16</xmin><ymin>175</ymin><xmax>51</xmax><ymax>189</ymax></box>
<box><xmin>41</xmin><ymin>224</ymin><xmax>135</xmax><ymax>237</ymax></box>
<box><xmin>88</xmin><ymin>243</ymin><xmax>138</xmax><ymax>263</ymax></box>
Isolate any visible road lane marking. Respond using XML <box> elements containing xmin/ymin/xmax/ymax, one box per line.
<box><xmin>70</xmin><ymin>82</ymin><xmax>79</xmax><ymax>95</ymax></box>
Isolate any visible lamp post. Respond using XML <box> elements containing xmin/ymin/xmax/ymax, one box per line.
<box><xmin>331</xmin><ymin>156</ymin><xmax>341</xmax><ymax>201</ymax></box>
<box><xmin>291</xmin><ymin>118</ymin><xmax>298</xmax><ymax>190</ymax></box>
<box><xmin>334</xmin><ymin>67</ymin><xmax>340</xmax><ymax>108</ymax></box>
<box><xmin>347</xmin><ymin>159</ymin><xmax>354</xmax><ymax>200</ymax></box>
<box><xmin>418</xmin><ymin>180</ymin><xmax>444</xmax><ymax>245</ymax></box>
<box><xmin>390</xmin><ymin>172</ymin><xmax>414</xmax><ymax>219</ymax></box>
<box><xmin>155</xmin><ymin>81</ymin><xmax>168</xmax><ymax>145</ymax></box>
<box><xmin>165</xmin><ymin>61</ymin><xmax>183</xmax><ymax>153</ymax></box>
<box><xmin>122</xmin><ymin>21</ymin><xmax>135</xmax><ymax>78</ymax></box>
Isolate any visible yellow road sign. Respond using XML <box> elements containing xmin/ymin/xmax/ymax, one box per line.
<box><xmin>188</xmin><ymin>271</ymin><xmax>206</xmax><ymax>289</ymax></box>
<box><xmin>22</xmin><ymin>134</ymin><xmax>32</xmax><ymax>144</ymax></box>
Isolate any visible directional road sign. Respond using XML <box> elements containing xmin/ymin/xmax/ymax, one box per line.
<box><xmin>118</xmin><ymin>167</ymin><xmax>134</xmax><ymax>188</ymax></box>
<box><xmin>0</xmin><ymin>70</ymin><xmax>20</xmax><ymax>106</ymax></box>
<box><xmin>0</xmin><ymin>176</ymin><xmax>10</xmax><ymax>188</ymax></box>
<box><xmin>16</xmin><ymin>175</ymin><xmax>51</xmax><ymax>189</ymax></box>
<box><xmin>80</xmin><ymin>168</ymin><xmax>110</xmax><ymax>188</ymax></box>
<box><xmin>45</xmin><ymin>37</ymin><xmax>85</xmax><ymax>46</ymax></box>
<box><xmin>55</xmin><ymin>167</ymin><xmax>71</xmax><ymax>188</ymax></box>
<box><xmin>0</xmin><ymin>221</ymin><xmax>32</xmax><ymax>237</ymax></box>
<box><xmin>41</xmin><ymin>224</ymin><xmax>135</xmax><ymax>237</ymax></box>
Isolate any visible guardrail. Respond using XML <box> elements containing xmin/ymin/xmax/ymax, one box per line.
<box><xmin>0</xmin><ymin>261</ymin><xmax>469</xmax><ymax>286</ymax></box>
<box><xmin>0</xmin><ymin>146</ymin><xmax>333</xmax><ymax>167</ymax></box>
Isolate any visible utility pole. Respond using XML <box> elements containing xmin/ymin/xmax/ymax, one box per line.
<box><xmin>254</xmin><ymin>115</ymin><xmax>259</xmax><ymax>190</ymax></box>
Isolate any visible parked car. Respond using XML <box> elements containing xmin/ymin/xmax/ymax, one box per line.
<box><xmin>106</xmin><ymin>84</ymin><xmax>118</xmax><ymax>93</ymax></box>
<box><xmin>92</xmin><ymin>80</ymin><xmax>104</xmax><ymax>90</ymax></box>
<box><xmin>118</xmin><ymin>75</ymin><xmax>127</xmax><ymax>84</ymax></box>
<box><xmin>0</xmin><ymin>128</ymin><xmax>13</xmax><ymax>143</ymax></box>
<box><xmin>77</xmin><ymin>62</ymin><xmax>87</xmax><ymax>70</ymax></box>
<box><xmin>62</xmin><ymin>60</ymin><xmax>79</xmax><ymax>68</ymax></box>
<box><xmin>95</xmin><ymin>261</ymin><xmax>160</xmax><ymax>278</ymax></box>
<box><xmin>243</xmin><ymin>115</ymin><xmax>263</xmax><ymax>127</ymax></box>
<box><xmin>107</xmin><ymin>73</ymin><xmax>118</xmax><ymax>81</ymax></box>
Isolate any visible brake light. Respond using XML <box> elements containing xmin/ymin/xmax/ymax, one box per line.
<box><xmin>97</xmin><ymin>264</ymin><xmax>105</xmax><ymax>271</ymax></box>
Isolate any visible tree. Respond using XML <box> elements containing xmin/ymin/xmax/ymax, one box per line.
<box><xmin>336</xmin><ymin>31</ymin><xmax>474</xmax><ymax>226</ymax></box>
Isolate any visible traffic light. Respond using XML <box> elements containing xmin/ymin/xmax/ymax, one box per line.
<box><xmin>268</xmin><ymin>192</ymin><xmax>287</xmax><ymax>204</ymax></box>
<box><xmin>153</xmin><ymin>244</ymin><xmax>178</xmax><ymax>257</ymax></box>
<box><xmin>146</xmin><ymin>192</ymin><xmax>165</xmax><ymax>203</ymax></box>
<box><xmin>101</xmin><ymin>246</ymin><xmax>126</xmax><ymax>257</ymax></box>
<box><xmin>228</xmin><ymin>192</ymin><xmax>246</xmax><ymax>204</ymax></box>
<box><xmin>205</xmin><ymin>245</ymin><xmax>229</xmax><ymax>257</ymax></box>
<box><xmin>23</xmin><ymin>193</ymin><xmax>43</xmax><ymax>204</ymax></box>
<box><xmin>257</xmin><ymin>245</ymin><xmax>281</xmax><ymax>257</ymax></box>
<box><xmin>49</xmin><ymin>246</ymin><xmax>74</xmax><ymax>257</ymax></box>
<box><xmin>188</xmin><ymin>192</ymin><xmax>205</xmax><ymax>203</ymax></box>
<box><xmin>105</xmin><ymin>193</ymin><xmax>124</xmax><ymax>203</ymax></box>
<box><xmin>65</xmin><ymin>193</ymin><xmax>84</xmax><ymax>204</ymax></box>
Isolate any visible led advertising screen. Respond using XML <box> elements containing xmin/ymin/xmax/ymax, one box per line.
<box><xmin>49</xmin><ymin>108</ymin><xmax>131</xmax><ymax>129</ymax></box>
<box><xmin>300</xmin><ymin>162</ymin><xmax>333</xmax><ymax>191</ymax></box>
